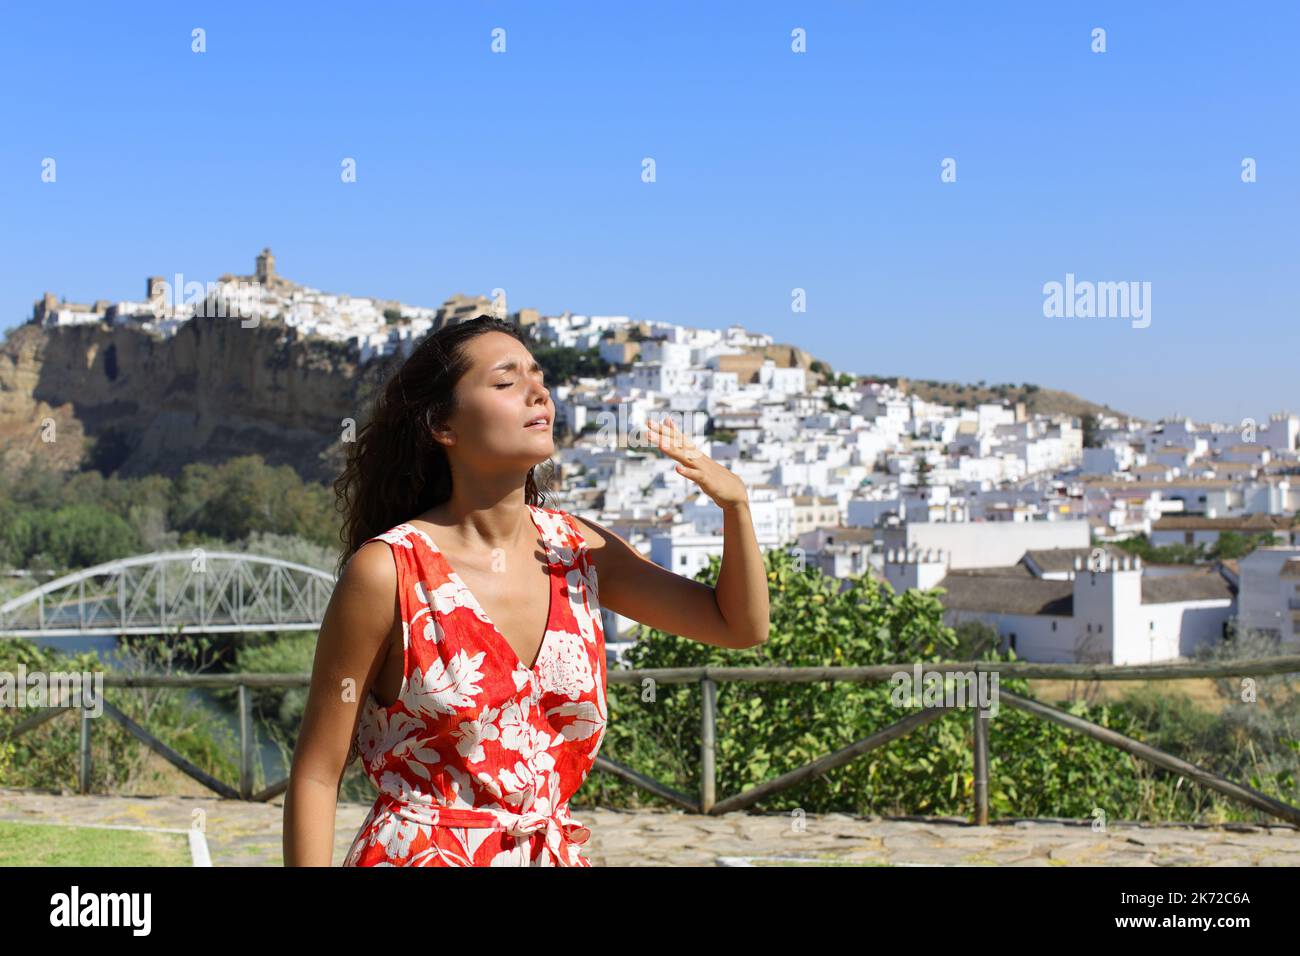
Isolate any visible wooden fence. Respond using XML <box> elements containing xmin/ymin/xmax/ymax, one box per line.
<box><xmin>5</xmin><ymin>656</ymin><xmax>1299</xmax><ymax>825</ymax></box>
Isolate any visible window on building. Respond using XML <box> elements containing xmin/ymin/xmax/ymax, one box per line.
<box><xmin>1008</xmin><ymin>633</ymin><xmax>1017</xmax><ymax>651</ymax></box>
<box><xmin>1051</xmin><ymin>621</ymin><xmax>1057</xmax><ymax>632</ymax></box>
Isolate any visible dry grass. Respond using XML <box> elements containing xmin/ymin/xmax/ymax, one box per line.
<box><xmin>1025</xmin><ymin>678</ymin><xmax>1231</xmax><ymax>713</ymax></box>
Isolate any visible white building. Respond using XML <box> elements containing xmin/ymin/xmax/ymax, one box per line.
<box><xmin>1151</xmin><ymin>515</ymin><xmax>1300</xmax><ymax>550</ymax></box>
<box><xmin>895</xmin><ymin>548</ymin><xmax>1236</xmax><ymax>663</ymax></box>
<box><xmin>880</xmin><ymin>519</ymin><xmax>1091</xmax><ymax>570</ymax></box>
<box><xmin>1236</xmin><ymin>547</ymin><xmax>1300</xmax><ymax>645</ymax></box>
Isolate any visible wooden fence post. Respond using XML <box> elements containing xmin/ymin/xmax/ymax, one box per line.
<box><xmin>700</xmin><ymin>677</ymin><xmax>716</xmax><ymax>813</ymax></box>
<box><xmin>238</xmin><ymin>684</ymin><xmax>252</xmax><ymax>800</ymax></box>
<box><xmin>972</xmin><ymin>702</ymin><xmax>989</xmax><ymax>825</ymax></box>
<box><xmin>78</xmin><ymin>703</ymin><xmax>92</xmax><ymax>795</ymax></box>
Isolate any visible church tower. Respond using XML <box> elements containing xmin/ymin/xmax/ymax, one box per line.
<box><xmin>256</xmin><ymin>248</ymin><xmax>276</xmax><ymax>284</ymax></box>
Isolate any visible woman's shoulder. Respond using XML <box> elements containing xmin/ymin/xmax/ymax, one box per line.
<box><xmin>532</xmin><ymin>504</ymin><xmax>594</xmax><ymax>550</ymax></box>
<box><xmin>363</xmin><ymin>522</ymin><xmax>436</xmax><ymax>551</ymax></box>
<box><xmin>339</xmin><ymin>534</ymin><xmax>403</xmax><ymax>603</ymax></box>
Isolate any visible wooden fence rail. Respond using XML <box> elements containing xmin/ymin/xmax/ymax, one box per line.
<box><xmin>5</xmin><ymin>656</ymin><xmax>1299</xmax><ymax>825</ymax></box>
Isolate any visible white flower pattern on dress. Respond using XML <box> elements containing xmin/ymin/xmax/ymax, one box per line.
<box><xmin>405</xmin><ymin>649</ymin><xmax>487</xmax><ymax>718</ymax></box>
<box><xmin>450</xmin><ymin>704</ymin><xmax>501</xmax><ymax>763</ymax></box>
<box><xmin>536</xmin><ymin>629</ymin><xmax>596</xmax><ymax>700</ymax></box>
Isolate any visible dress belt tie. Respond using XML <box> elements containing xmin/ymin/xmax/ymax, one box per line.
<box><xmin>376</xmin><ymin>791</ymin><xmax>592</xmax><ymax>867</ymax></box>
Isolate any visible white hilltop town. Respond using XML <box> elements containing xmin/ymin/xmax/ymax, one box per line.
<box><xmin>29</xmin><ymin>249</ymin><xmax>1300</xmax><ymax>665</ymax></box>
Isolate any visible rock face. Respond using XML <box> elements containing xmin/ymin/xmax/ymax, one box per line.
<box><xmin>0</xmin><ymin>318</ymin><xmax>381</xmax><ymax>482</ymax></box>
<box><xmin>0</xmin><ymin>323</ymin><xmax>88</xmax><ymax>474</ymax></box>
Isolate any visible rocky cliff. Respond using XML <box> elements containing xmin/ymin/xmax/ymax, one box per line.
<box><xmin>0</xmin><ymin>318</ymin><xmax>379</xmax><ymax>483</ymax></box>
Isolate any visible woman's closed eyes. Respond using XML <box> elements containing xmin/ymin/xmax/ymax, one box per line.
<box><xmin>495</xmin><ymin>377</ymin><xmax>544</xmax><ymax>390</ymax></box>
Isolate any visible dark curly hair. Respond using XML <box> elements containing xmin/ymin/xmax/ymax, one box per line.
<box><xmin>332</xmin><ymin>314</ymin><xmax>554</xmax><ymax>579</ymax></box>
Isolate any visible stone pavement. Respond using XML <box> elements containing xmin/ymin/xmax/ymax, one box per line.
<box><xmin>2</xmin><ymin>787</ymin><xmax>1298</xmax><ymax>866</ymax></box>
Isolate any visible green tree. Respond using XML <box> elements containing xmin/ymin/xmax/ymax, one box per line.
<box><xmin>28</xmin><ymin>504</ymin><xmax>140</xmax><ymax>568</ymax></box>
<box><xmin>1082</xmin><ymin>413</ymin><xmax>1102</xmax><ymax>448</ymax></box>
<box><xmin>1209</xmin><ymin>531</ymin><xmax>1270</xmax><ymax>561</ymax></box>
<box><xmin>915</xmin><ymin>456</ymin><xmax>933</xmax><ymax>489</ymax></box>
<box><xmin>170</xmin><ymin>456</ymin><xmax>334</xmax><ymax>546</ymax></box>
<box><xmin>531</xmin><ymin>345</ymin><xmax>614</xmax><ymax>384</ymax></box>
<box><xmin>952</xmin><ymin>619</ymin><xmax>1000</xmax><ymax>658</ymax></box>
<box><xmin>1114</xmin><ymin>533</ymin><xmax>1204</xmax><ymax>565</ymax></box>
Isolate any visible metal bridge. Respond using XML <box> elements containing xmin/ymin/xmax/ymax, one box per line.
<box><xmin>0</xmin><ymin>550</ymin><xmax>336</xmax><ymax>638</ymax></box>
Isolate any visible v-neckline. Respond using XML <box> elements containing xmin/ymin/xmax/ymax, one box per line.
<box><xmin>414</xmin><ymin>504</ymin><xmax>556</xmax><ymax>673</ymax></box>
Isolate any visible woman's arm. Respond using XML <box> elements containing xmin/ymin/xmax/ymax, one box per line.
<box><xmin>713</xmin><ymin>499</ymin><xmax>770</xmax><ymax>647</ymax></box>
<box><xmin>569</xmin><ymin>415</ymin><xmax>770</xmax><ymax>649</ymax></box>
<box><xmin>283</xmin><ymin>541</ymin><xmax>397</xmax><ymax>866</ymax></box>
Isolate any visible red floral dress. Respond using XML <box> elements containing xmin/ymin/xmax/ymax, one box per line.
<box><xmin>342</xmin><ymin>504</ymin><xmax>607</xmax><ymax>867</ymax></box>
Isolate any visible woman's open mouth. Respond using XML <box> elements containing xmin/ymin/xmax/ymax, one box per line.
<box><xmin>524</xmin><ymin>416</ymin><xmax>550</xmax><ymax>430</ymax></box>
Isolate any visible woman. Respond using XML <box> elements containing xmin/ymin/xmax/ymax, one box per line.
<box><xmin>283</xmin><ymin>314</ymin><xmax>769</xmax><ymax>866</ymax></box>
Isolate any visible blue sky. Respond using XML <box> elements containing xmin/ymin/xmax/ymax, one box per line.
<box><xmin>1</xmin><ymin>1</ymin><xmax>1295</xmax><ymax>424</ymax></box>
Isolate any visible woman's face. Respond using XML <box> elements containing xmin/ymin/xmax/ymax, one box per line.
<box><xmin>436</xmin><ymin>331</ymin><xmax>554</xmax><ymax>469</ymax></box>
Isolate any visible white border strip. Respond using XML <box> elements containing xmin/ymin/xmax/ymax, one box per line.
<box><xmin>187</xmin><ymin>827</ymin><xmax>212</xmax><ymax>867</ymax></box>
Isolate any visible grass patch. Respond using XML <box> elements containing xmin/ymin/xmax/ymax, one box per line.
<box><xmin>0</xmin><ymin>820</ymin><xmax>192</xmax><ymax>866</ymax></box>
